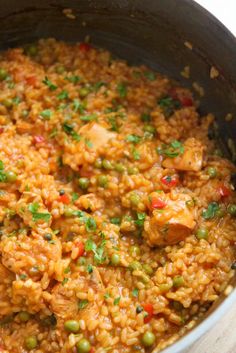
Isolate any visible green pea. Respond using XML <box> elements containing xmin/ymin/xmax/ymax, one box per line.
<box><xmin>129</xmin><ymin>261</ymin><xmax>142</xmax><ymax>271</ymax></box>
<box><xmin>143</xmin><ymin>264</ymin><xmax>153</xmax><ymax>276</ymax></box>
<box><xmin>0</xmin><ymin>68</ymin><xmax>8</xmax><ymax>81</ymax></box>
<box><xmin>44</xmin><ymin>233</ymin><xmax>52</xmax><ymax>241</ymax></box>
<box><xmin>114</xmin><ymin>163</ymin><xmax>125</xmax><ymax>173</ymax></box>
<box><xmin>141</xmin><ymin>331</ymin><xmax>156</xmax><ymax>347</ymax></box>
<box><xmin>129</xmin><ymin>245</ymin><xmax>141</xmax><ymax>257</ymax></box>
<box><xmin>79</xmin><ymin>87</ymin><xmax>90</xmax><ymax>98</ymax></box>
<box><xmin>98</xmin><ymin>175</ymin><xmax>108</xmax><ymax>188</ymax></box>
<box><xmin>216</xmin><ymin>208</ymin><xmax>225</xmax><ymax>218</ymax></box>
<box><xmin>173</xmin><ymin>275</ymin><xmax>184</xmax><ymax>288</ymax></box>
<box><xmin>5</xmin><ymin>171</ymin><xmax>17</xmax><ymax>182</ymax></box>
<box><xmin>94</xmin><ymin>158</ymin><xmax>103</xmax><ymax>168</ymax></box>
<box><xmin>2</xmin><ymin>99</ymin><xmax>13</xmax><ymax>108</ymax></box>
<box><xmin>127</xmin><ymin>166</ymin><xmax>139</xmax><ymax>175</ymax></box>
<box><xmin>111</xmin><ymin>253</ymin><xmax>120</xmax><ymax>266</ymax></box>
<box><xmin>25</xmin><ymin>44</ymin><xmax>38</xmax><ymax>57</ymax></box>
<box><xmin>76</xmin><ymin>338</ymin><xmax>91</xmax><ymax>353</ymax></box>
<box><xmin>102</xmin><ymin>159</ymin><xmax>113</xmax><ymax>170</ymax></box>
<box><xmin>25</xmin><ymin>336</ymin><xmax>38</xmax><ymax>350</ymax></box>
<box><xmin>129</xmin><ymin>192</ymin><xmax>140</xmax><ymax>206</ymax></box>
<box><xmin>56</xmin><ymin>65</ymin><xmax>65</xmax><ymax>74</ymax></box>
<box><xmin>196</xmin><ymin>227</ymin><xmax>208</xmax><ymax>240</ymax></box>
<box><xmin>21</xmin><ymin>109</ymin><xmax>29</xmax><ymax>118</ymax></box>
<box><xmin>207</xmin><ymin>167</ymin><xmax>217</xmax><ymax>178</ymax></box>
<box><xmin>78</xmin><ymin>177</ymin><xmax>90</xmax><ymax>190</ymax></box>
<box><xmin>64</xmin><ymin>207</ymin><xmax>75</xmax><ymax>217</ymax></box>
<box><xmin>140</xmin><ymin>273</ymin><xmax>149</xmax><ymax>284</ymax></box>
<box><xmin>143</xmin><ymin>125</ymin><xmax>156</xmax><ymax>134</ymax></box>
<box><xmin>64</xmin><ymin>320</ymin><xmax>80</xmax><ymax>333</ymax></box>
<box><xmin>18</xmin><ymin>311</ymin><xmax>30</xmax><ymax>322</ymax></box>
<box><xmin>227</xmin><ymin>204</ymin><xmax>236</xmax><ymax>216</ymax></box>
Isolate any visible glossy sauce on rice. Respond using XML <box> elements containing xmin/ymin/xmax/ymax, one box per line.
<box><xmin>0</xmin><ymin>39</ymin><xmax>235</xmax><ymax>353</ymax></box>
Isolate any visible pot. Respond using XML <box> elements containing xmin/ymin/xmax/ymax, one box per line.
<box><xmin>1</xmin><ymin>1</ymin><xmax>236</xmax><ymax>352</ymax></box>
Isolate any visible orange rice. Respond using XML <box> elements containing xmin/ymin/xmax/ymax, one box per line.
<box><xmin>0</xmin><ymin>38</ymin><xmax>235</xmax><ymax>353</ymax></box>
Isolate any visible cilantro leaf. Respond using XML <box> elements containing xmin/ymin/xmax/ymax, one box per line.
<box><xmin>132</xmin><ymin>288</ymin><xmax>139</xmax><ymax>297</ymax></box>
<box><xmin>78</xmin><ymin>299</ymin><xmax>89</xmax><ymax>309</ymax></box>
<box><xmin>144</xmin><ymin>71</ymin><xmax>156</xmax><ymax>81</ymax></box>
<box><xmin>202</xmin><ymin>202</ymin><xmax>220</xmax><ymax>220</ymax></box>
<box><xmin>135</xmin><ymin>212</ymin><xmax>146</xmax><ymax>227</ymax></box>
<box><xmin>40</xmin><ymin>109</ymin><xmax>52</xmax><ymax>120</ymax></box>
<box><xmin>57</xmin><ymin>90</ymin><xmax>69</xmax><ymax>100</ymax></box>
<box><xmin>158</xmin><ymin>140</ymin><xmax>184</xmax><ymax>158</ymax></box>
<box><xmin>114</xmin><ymin>296</ymin><xmax>121</xmax><ymax>305</ymax></box>
<box><xmin>126</xmin><ymin>134</ymin><xmax>142</xmax><ymax>144</ymax></box>
<box><xmin>62</xmin><ymin>123</ymin><xmax>81</xmax><ymax>142</ymax></box>
<box><xmin>117</xmin><ymin>82</ymin><xmax>127</xmax><ymax>98</ymax></box>
<box><xmin>42</xmin><ymin>77</ymin><xmax>57</xmax><ymax>91</ymax></box>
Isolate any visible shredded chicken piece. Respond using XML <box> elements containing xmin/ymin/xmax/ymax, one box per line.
<box><xmin>143</xmin><ymin>191</ymin><xmax>196</xmax><ymax>246</ymax></box>
<box><xmin>162</xmin><ymin>138</ymin><xmax>204</xmax><ymax>172</ymax></box>
<box><xmin>79</xmin><ymin>122</ymin><xmax>116</xmax><ymax>151</ymax></box>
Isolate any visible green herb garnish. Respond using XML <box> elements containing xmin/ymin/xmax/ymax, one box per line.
<box><xmin>126</xmin><ymin>134</ymin><xmax>142</xmax><ymax>144</ymax></box>
<box><xmin>202</xmin><ymin>202</ymin><xmax>220</xmax><ymax>220</ymax></box>
<box><xmin>42</xmin><ymin>76</ymin><xmax>57</xmax><ymax>91</ymax></box>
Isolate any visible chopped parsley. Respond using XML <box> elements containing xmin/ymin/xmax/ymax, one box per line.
<box><xmin>110</xmin><ymin>217</ymin><xmax>121</xmax><ymax>225</ymax></box>
<box><xmin>85</xmin><ymin>138</ymin><xmax>93</xmax><ymax>148</ymax></box>
<box><xmin>65</xmin><ymin>75</ymin><xmax>80</xmax><ymax>84</ymax></box>
<box><xmin>141</xmin><ymin>112</ymin><xmax>151</xmax><ymax>122</ymax></box>
<box><xmin>157</xmin><ymin>140</ymin><xmax>184</xmax><ymax>158</ymax></box>
<box><xmin>87</xmin><ymin>264</ymin><xmax>93</xmax><ymax>273</ymax></box>
<box><xmin>62</xmin><ymin>123</ymin><xmax>81</xmax><ymax>141</ymax></box>
<box><xmin>62</xmin><ymin>278</ymin><xmax>69</xmax><ymax>285</ymax></box>
<box><xmin>135</xmin><ymin>212</ymin><xmax>146</xmax><ymax>227</ymax></box>
<box><xmin>144</xmin><ymin>71</ymin><xmax>156</xmax><ymax>81</ymax></box>
<box><xmin>12</xmin><ymin>96</ymin><xmax>21</xmax><ymax>105</ymax></box>
<box><xmin>0</xmin><ymin>161</ymin><xmax>7</xmax><ymax>182</ymax></box>
<box><xmin>132</xmin><ymin>147</ymin><xmax>140</xmax><ymax>161</ymax></box>
<box><xmin>78</xmin><ymin>299</ymin><xmax>89</xmax><ymax>309</ymax></box>
<box><xmin>72</xmin><ymin>192</ymin><xmax>79</xmax><ymax>202</ymax></box>
<box><xmin>126</xmin><ymin>134</ymin><xmax>142</xmax><ymax>144</ymax></box>
<box><xmin>42</xmin><ymin>76</ymin><xmax>57</xmax><ymax>91</ymax></box>
<box><xmin>114</xmin><ymin>296</ymin><xmax>121</xmax><ymax>305</ymax></box>
<box><xmin>80</xmin><ymin>114</ymin><xmax>97</xmax><ymax>122</ymax></box>
<box><xmin>85</xmin><ymin>217</ymin><xmax>97</xmax><ymax>232</ymax></box>
<box><xmin>85</xmin><ymin>238</ymin><xmax>106</xmax><ymax>264</ymax></box>
<box><xmin>40</xmin><ymin>109</ymin><xmax>52</xmax><ymax>120</ymax></box>
<box><xmin>158</xmin><ymin>96</ymin><xmax>181</xmax><ymax>117</ymax></box>
<box><xmin>108</xmin><ymin>116</ymin><xmax>119</xmax><ymax>132</ymax></box>
<box><xmin>117</xmin><ymin>82</ymin><xmax>127</xmax><ymax>98</ymax></box>
<box><xmin>57</xmin><ymin>90</ymin><xmax>69</xmax><ymax>100</ymax></box>
<box><xmin>73</xmin><ymin>99</ymin><xmax>85</xmax><ymax>113</ymax></box>
<box><xmin>28</xmin><ymin>202</ymin><xmax>51</xmax><ymax>222</ymax></box>
<box><xmin>93</xmin><ymin>81</ymin><xmax>107</xmax><ymax>92</ymax></box>
<box><xmin>104</xmin><ymin>292</ymin><xmax>111</xmax><ymax>299</ymax></box>
<box><xmin>202</xmin><ymin>202</ymin><xmax>220</xmax><ymax>220</ymax></box>
<box><xmin>132</xmin><ymin>288</ymin><xmax>139</xmax><ymax>298</ymax></box>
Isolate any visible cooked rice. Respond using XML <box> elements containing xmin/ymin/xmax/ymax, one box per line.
<box><xmin>0</xmin><ymin>38</ymin><xmax>235</xmax><ymax>353</ymax></box>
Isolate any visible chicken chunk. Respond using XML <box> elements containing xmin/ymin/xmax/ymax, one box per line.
<box><xmin>50</xmin><ymin>269</ymin><xmax>104</xmax><ymax>320</ymax></box>
<box><xmin>162</xmin><ymin>138</ymin><xmax>204</xmax><ymax>172</ymax></box>
<box><xmin>79</xmin><ymin>122</ymin><xmax>116</xmax><ymax>151</ymax></box>
<box><xmin>76</xmin><ymin>193</ymin><xmax>105</xmax><ymax>212</ymax></box>
<box><xmin>63</xmin><ymin>123</ymin><xmax>116</xmax><ymax>170</ymax></box>
<box><xmin>143</xmin><ymin>191</ymin><xmax>196</xmax><ymax>246</ymax></box>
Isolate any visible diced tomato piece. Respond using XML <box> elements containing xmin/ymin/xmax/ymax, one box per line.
<box><xmin>151</xmin><ymin>197</ymin><xmax>166</xmax><ymax>210</ymax></box>
<box><xmin>79</xmin><ymin>42</ymin><xmax>91</xmax><ymax>52</ymax></box>
<box><xmin>26</xmin><ymin>75</ymin><xmax>37</xmax><ymax>86</ymax></box>
<box><xmin>179</xmin><ymin>96</ymin><xmax>193</xmax><ymax>107</ymax></box>
<box><xmin>57</xmin><ymin>194</ymin><xmax>70</xmax><ymax>204</ymax></box>
<box><xmin>143</xmin><ymin>303</ymin><xmax>154</xmax><ymax>323</ymax></box>
<box><xmin>74</xmin><ymin>241</ymin><xmax>85</xmax><ymax>258</ymax></box>
<box><xmin>0</xmin><ymin>127</ymin><xmax>4</xmax><ymax>134</ymax></box>
<box><xmin>161</xmin><ymin>175</ymin><xmax>178</xmax><ymax>188</ymax></box>
<box><xmin>218</xmin><ymin>184</ymin><xmax>231</xmax><ymax>198</ymax></box>
<box><xmin>90</xmin><ymin>348</ymin><xmax>95</xmax><ymax>353</ymax></box>
<box><xmin>33</xmin><ymin>135</ymin><xmax>45</xmax><ymax>144</ymax></box>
